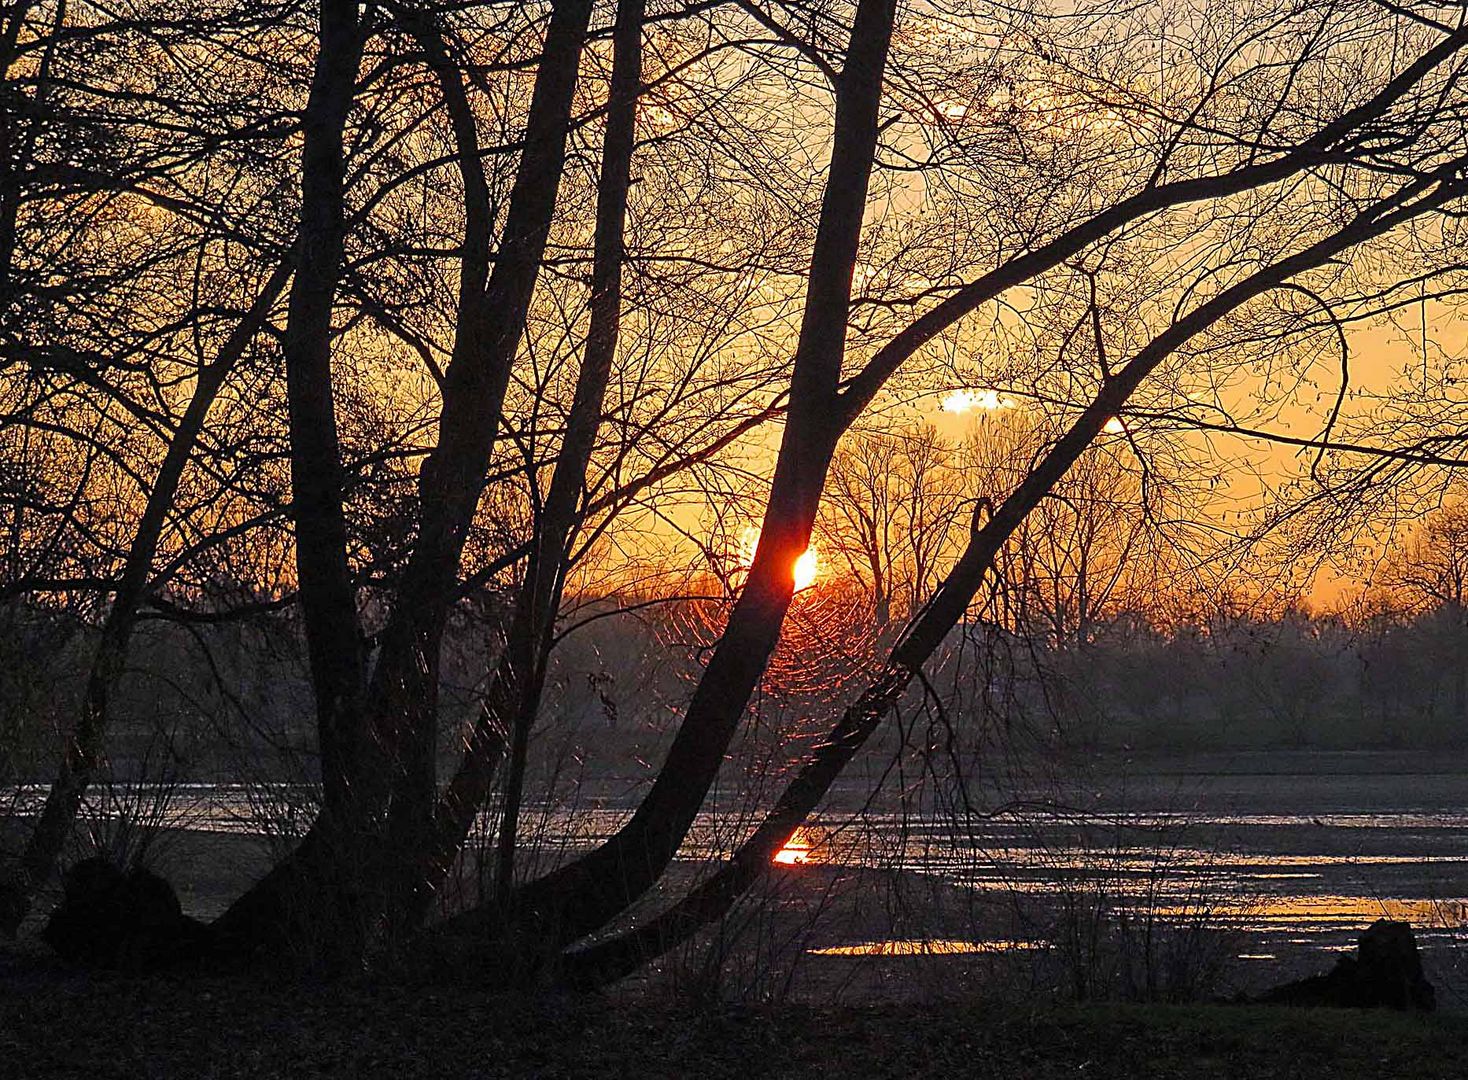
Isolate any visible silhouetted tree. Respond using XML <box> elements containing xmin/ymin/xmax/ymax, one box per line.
<box><xmin>4</xmin><ymin>0</ymin><xmax>1468</xmax><ymax>990</ymax></box>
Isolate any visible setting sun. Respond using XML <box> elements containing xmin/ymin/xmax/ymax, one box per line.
<box><xmin>739</xmin><ymin>526</ymin><xmax>819</xmax><ymax>590</ymax></box>
<box><xmin>793</xmin><ymin>548</ymin><xmax>818</xmax><ymax>591</ymax></box>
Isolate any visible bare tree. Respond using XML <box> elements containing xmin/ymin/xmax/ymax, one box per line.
<box><xmin>5</xmin><ymin>0</ymin><xmax>1468</xmax><ymax>992</ymax></box>
<box><xmin>819</xmin><ymin>424</ymin><xmax>965</xmax><ymax>629</ymax></box>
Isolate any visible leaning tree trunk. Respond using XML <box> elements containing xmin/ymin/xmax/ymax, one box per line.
<box><xmin>561</xmin><ymin>176</ymin><xmax>1468</xmax><ymax>985</ymax></box>
<box><xmin>434</xmin><ymin>0</ymin><xmax>899</xmax><ymax>967</ymax></box>
<box><xmin>464</xmin><ymin>6</ymin><xmax>1468</xmax><ymax>971</ymax></box>
<box><xmin>0</xmin><ymin>259</ymin><xmax>292</xmax><ymax>937</ymax></box>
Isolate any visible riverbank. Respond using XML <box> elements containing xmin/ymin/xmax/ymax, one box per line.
<box><xmin>2</xmin><ymin>955</ymin><xmax>1466</xmax><ymax>1080</ymax></box>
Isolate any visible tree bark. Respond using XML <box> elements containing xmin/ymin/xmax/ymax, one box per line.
<box><xmin>207</xmin><ymin>0</ymin><xmax>367</xmax><ymax>971</ymax></box>
<box><xmin>216</xmin><ymin>0</ymin><xmax>594</xmax><ymax>960</ymax></box>
<box><xmin>367</xmin><ymin>0</ymin><xmax>594</xmax><ymax>919</ymax></box>
<box><xmin>281</xmin><ymin>0</ymin><xmax>366</xmax><ymax>820</ymax></box>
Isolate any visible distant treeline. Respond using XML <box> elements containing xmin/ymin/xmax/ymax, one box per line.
<box><xmin>988</xmin><ymin>607</ymin><xmax>1468</xmax><ymax>753</ymax></box>
<box><xmin>3</xmin><ymin>591</ymin><xmax>1464</xmax><ymax>790</ymax></box>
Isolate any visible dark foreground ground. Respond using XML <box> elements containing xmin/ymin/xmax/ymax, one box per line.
<box><xmin>3</xmin><ymin>955</ymin><xmax>1467</xmax><ymax>1080</ymax></box>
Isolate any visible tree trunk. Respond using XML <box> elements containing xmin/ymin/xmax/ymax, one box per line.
<box><xmin>488</xmin><ymin>0</ymin><xmax>645</xmax><ymax>908</ymax></box>
<box><xmin>208</xmin><ymin>0</ymin><xmax>368</xmax><ymax>970</ymax></box>
<box><xmin>281</xmin><ymin>0</ymin><xmax>366</xmax><ymax>819</ymax></box>
<box><xmin>366</xmin><ymin>0</ymin><xmax>594</xmax><ymax>922</ymax></box>
<box><xmin>561</xmin><ymin>176</ymin><xmax>1468</xmax><ymax>984</ymax></box>
<box><xmin>0</xmin><ymin>259</ymin><xmax>292</xmax><ymax>937</ymax></box>
<box><xmin>216</xmin><ymin>0</ymin><xmax>594</xmax><ymax>961</ymax></box>
<box><xmin>436</xmin><ymin>0</ymin><xmax>898</xmax><ymax>961</ymax></box>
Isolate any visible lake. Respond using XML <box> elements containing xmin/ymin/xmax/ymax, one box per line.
<box><xmin>8</xmin><ymin>749</ymin><xmax>1466</xmax><ymax>1000</ymax></box>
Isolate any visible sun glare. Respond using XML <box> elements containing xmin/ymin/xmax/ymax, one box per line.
<box><xmin>739</xmin><ymin>526</ymin><xmax>819</xmax><ymax>591</ymax></box>
<box><xmin>1103</xmin><ymin>416</ymin><xmax>1125</xmax><ymax>434</ymax></box>
<box><xmin>941</xmin><ymin>388</ymin><xmax>1012</xmax><ymax>413</ymax></box>
<box><xmin>793</xmin><ymin>548</ymin><xmax>818</xmax><ymax>591</ymax></box>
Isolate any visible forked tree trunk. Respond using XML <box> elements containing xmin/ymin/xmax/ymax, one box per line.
<box><xmin>435</xmin><ymin>0</ymin><xmax>899</xmax><ymax>962</ymax></box>
<box><xmin>215</xmin><ymin>0</ymin><xmax>594</xmax><ymax>962</ymax></box>
<box><xmin>488</xmin><ymin>0</ymin><xmax>645</xmax><ymax>908</ymax></box>
<box><xmin>367</xmin><ymin>0</ymin><xmax>593</xmax><ymax>877</ymax></box>
<box><xmin>378</xmin><ymin>0</ymin><xmax>645</xmax><ymax>928</ymax></box>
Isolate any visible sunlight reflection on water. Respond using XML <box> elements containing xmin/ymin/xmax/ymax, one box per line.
<box><xmin>8</xmin><ymin>782</ymin><xmax>1467</xmax><ymax>953</ymax></box>
<box><xmin>808</xmin><ymin>939</ymin><xmax>1040</xmax><ymax>957</ymax></box>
